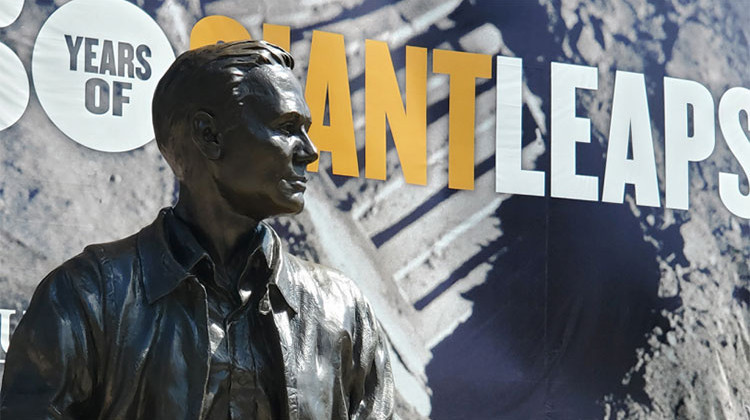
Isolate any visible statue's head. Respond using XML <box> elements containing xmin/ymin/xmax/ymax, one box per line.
<box><xmin>152</xmin><ymin>40</ymin><xmax>318</xmax><ymax>220</ymax></box>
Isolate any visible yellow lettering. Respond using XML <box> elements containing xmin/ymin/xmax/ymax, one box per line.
<box><xmin>190</xmin><ymin>16</ymin><xmax>251</xmax><ymax>50</ymax></box>
<box><xmin>304</xmin><ymin>31</ymin><xmax>358</xmax><ymax>177</ymax></box>
<box><xmin>365</xmin><ymin>41</ymin><xmax>427</xmax><ymax>185</ymax></box>
<box><xmin>433</xmin><ymin>49</ymin><xmax>492</xmax><ymax>190</ymax></box>
<box><xmin>263</xmin><ymin>24</ymin><xmax>290</xmax><ymax>52</ymax></box>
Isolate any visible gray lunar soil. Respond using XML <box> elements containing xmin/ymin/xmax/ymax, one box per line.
<box><xmin>544</xmin><ymin>1</ymin><xmax>750</xmax><ymax>418</ymax></box>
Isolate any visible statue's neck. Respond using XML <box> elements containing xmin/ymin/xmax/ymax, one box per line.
<box><xmin>173</xmin><ymin>182</ymin><xmax>260</xmax><ymax>271</ymax></box>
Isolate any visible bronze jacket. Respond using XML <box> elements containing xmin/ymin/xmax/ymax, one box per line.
<box><xmin>0</xmin><ymin>211</ymin><xmax>394</xmax><ymax>419</ymax></box>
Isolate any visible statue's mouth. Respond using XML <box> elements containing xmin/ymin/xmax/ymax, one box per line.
<box><xmin>286</xmin><ymin>177</ymin><xmax>307</xmax><ymax>192</ymax></box>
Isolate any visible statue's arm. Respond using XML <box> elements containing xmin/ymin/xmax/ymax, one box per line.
<box><xmin>351</xmin><ymin>303</ymin><xmax>395</xmax><ymax>420</ymax></box>
<box><xmin>0</xmin><ymin>251</ymin><xmax>104</xmax><ymax>419</ymax></box>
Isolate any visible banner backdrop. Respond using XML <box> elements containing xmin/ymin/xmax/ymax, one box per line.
<box><xmin>1</xmin><ymin>0</ymin><xmax>749</xmax><ymax>418</ymax></box>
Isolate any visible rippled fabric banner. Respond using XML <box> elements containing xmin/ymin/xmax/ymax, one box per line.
<box><xmin>1</xmin><ymin>1</ymin><xmax>748</xmax><ymax>418</ymax></box>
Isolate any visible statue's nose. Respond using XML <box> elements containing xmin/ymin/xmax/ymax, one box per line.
<box><xmin>294</xmin><ymin>127</ymin><xmax>318</xmax><ymax>165</ymax></box>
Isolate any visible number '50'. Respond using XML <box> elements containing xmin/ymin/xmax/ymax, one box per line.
<box><xmin>0</xmin><ymin>0</ymin><xmax>30</xmax><ymax>132</ymax></box>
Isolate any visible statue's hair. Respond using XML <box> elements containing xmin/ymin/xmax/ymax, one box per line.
<box><xmin>152</xmin><ymin>40</ymin><xmax>294</xmax><ymax>179</ymax></box>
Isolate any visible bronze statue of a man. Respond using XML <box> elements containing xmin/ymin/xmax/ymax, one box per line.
<box><xmin>0</xmin><ymin>40</ymin><xmax>394</xmax><ymax>419</ymax></box>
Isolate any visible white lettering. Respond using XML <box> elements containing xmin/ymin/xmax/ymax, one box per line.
<box><xmin>496</xmin><ymin>56</ymin><xmax>545</xmax><ymax>196</ymax></box>
<box><xmin>0</xmin><ymin>309</ymin><xmax>14</xmax><ymax>355</ymax></box>
<box><xmin>551</xmin><ymin>62</ymin><xmax>599</xmax><ymax>201</ymax></box>
<box><xmin>664</xmin><ymin>77</ymin><xmax>715</xmax><ymax>210</ymax></box>
<box><xmin>718</xmin><ymin>87</ymin><xmax>750</xmax><ymax>218</ymax></box>
<box><xmin>602</xmin><ymin>71</ymin><xmax>660</xmax><ymax>207</ymax></box>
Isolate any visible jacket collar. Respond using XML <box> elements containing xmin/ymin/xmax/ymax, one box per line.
<box><xmin>137</xmin><ymin>208</ymin><xmax>299</xmax><ymax>313</ymax></box>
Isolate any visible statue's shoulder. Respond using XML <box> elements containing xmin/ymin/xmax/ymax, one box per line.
<box><xmin>35</xmin><ymin>230</ymin><xmax>140</xmax><ymax>304</ymax></box>
<box><xmin>282</xmin><ymin>253</ymin><xmax>371</xmax><ymax>310</ymax></box>
<box><xmin>82</xmin><ymin>231</ymin><xmax>141</xmax><ymax>266</ymax></box>
<box><xmin>284</xmin><ymin>253</ymin><xmax>352</xmax><ymax>287</ymax></box>
<box><xmin>46</xmin><ymin>216</ymin><xmax>158</xmax><ymax>300</ymax></box>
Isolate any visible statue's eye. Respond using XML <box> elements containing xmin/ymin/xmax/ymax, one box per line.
<box><xmin>279</xmin><ymin>123</ymin><xmax>296</xmax><ymax>135</ymax></box>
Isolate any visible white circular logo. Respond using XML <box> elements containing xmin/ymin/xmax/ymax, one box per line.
<box><xmin>0</xmin><ymin>0</ymin><xmax>24</xmax><ymax>28</ymax></box>
<box><xmin>0</xmin><ymin>0</ymin><xmax>28</xmax><ymax>132</ymax></box>
<box><xmin>32</xmin><ymin>0</ymin><xmax>175</xmax><ymax>152</ymax></box>
<box><xmin>0</xmin><ymin>42</ymin><xmax>29</xmax><ymax>131</ymax></box>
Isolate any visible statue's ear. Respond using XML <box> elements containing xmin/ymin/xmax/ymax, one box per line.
<box><xmin>191</xmin><ymin>110</ymin><xmax>222</xmax><ymax>160</ymax></box>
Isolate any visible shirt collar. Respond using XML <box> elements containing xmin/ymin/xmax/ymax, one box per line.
<box><xmin>137</xmin><ymin>208</ymin><xmax>297</xmax><ymax>313</ymax></box>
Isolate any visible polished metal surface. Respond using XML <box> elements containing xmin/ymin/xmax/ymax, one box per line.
<box><xmin>0</xmin><ymin>40</ymin><xmax>394</xmax><ymax>419</ymax></box>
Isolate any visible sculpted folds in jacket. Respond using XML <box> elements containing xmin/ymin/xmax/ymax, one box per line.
<box><xmin>0</xmin><ymin>40</ymin><xmax>395</xmax><ymax>419</ymax></box>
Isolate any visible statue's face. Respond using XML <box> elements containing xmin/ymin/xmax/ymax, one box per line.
<box><xmin>212</xmin><ymin>65</ymin><xmax>318</xmax><ymax>220</ymax></box>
